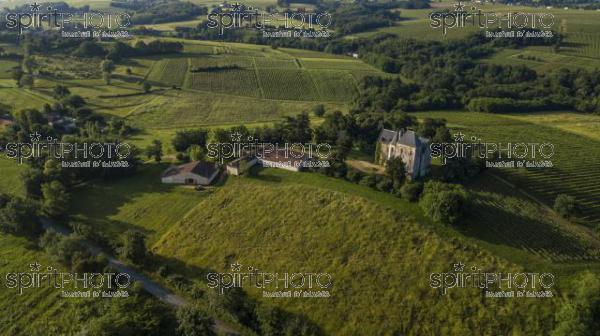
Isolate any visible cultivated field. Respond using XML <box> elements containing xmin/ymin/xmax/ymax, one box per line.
<box><xmin>413</xmin><ymin>111</ymin><xmax>600</xmax><ymax>228</ymax></box>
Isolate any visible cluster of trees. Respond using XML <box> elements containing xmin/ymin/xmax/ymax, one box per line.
<box><xmin>0</xmin><ymin>193</ymin><xmax>41</xmax><ymax>238</ymax></box>
<box><xmin>74</xmin><ymin>40</ymin><xmax>184</xmax><ymax>60</ymax></box>
<box><xmin>352</xmin><ymin>31</ymin><xmax>600</xmax><ymax>114</ymax></box>
<box><xmin>111</xmin><ymin>0</ymin><xmax>207</xmax><ymax>24</ymax></box>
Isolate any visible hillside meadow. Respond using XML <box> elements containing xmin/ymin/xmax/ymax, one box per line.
<box><xmin>69</xmin><ymin>165</ymin><xmax>559</xmax><ymax>335</ymax></box>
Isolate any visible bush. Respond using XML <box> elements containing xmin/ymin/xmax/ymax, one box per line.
<box><xmin>346</xmin><ymin>169</ymin><xmax>364</xmax><ymax>183</ymax></box>
<box><xmin>359</xmin><ymin>174</ymin><xmax>377</xmax><ymax>188</ymax></box>
<box><xmin>401</xmin><ymin>181</ymin><xmax>423</xmax><ymax>202</ymax></box>
<box><xmin>313</xmin><ymin>104</ymin><xmax>326</xmax><ymax>117</ymax></box>
<box><xmin>554</xmin><ymin>194</ymin><xmax>578</xmax><ymax>218</ymax></box>
<box><xmin>420</xmin><ymin>181</ymin><xmax>469</xmax><ymax>225</ymax></box>
<box><xmin>376</xmin><ymin>177</ymin><xmax>393</xmax><ymax>192</ymax></box>
<box><xmin>120</xmin><ymin>230</ymin><xmax>147</xmax><ymax>265</ymax></box>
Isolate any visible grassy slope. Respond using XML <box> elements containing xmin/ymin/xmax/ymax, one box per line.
<box><xmin>68</xmin><ymin>165</ymin><xmax>561</xmax><ymax>334</ymax></box>
<box><xmin>68</xmin><ymin>164</ymin><xmax>208</xmax><ymax>246</ymax></box>
<box><xmin>148</xmin><ymin>169</ymin><xmax>557</xmax><ymax>335</ymax></box>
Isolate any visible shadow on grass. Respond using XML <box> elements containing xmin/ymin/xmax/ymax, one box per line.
<box><xmin>459</xmin><ymin>189</ymin><xmax>593</xmax><ymax>261</ymax></box>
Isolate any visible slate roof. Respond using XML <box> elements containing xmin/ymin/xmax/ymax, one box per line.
<box><xmin>378</xmin><ymin>129</ymin><xmax>429</xmax><ymax>148</ymax></box>
<box><xmin>162</xmin><ymin>161</ymin><xmax>218</xmax><ymax>178</ymax></box>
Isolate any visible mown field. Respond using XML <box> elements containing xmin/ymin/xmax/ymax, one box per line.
<box><xmin>412</xmin><ymin>111</ymin><xmax>600</xmax><ymax>228</ymax></box>
<box><xmin>0</xmin><ymin>157</ymin><xmax>24</xmax><ymax>196</ymax></box>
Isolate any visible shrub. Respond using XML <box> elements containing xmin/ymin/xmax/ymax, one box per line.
<box><xmin>420</xmin><ymin>181</ymin><xmax>469</xmax><ymax>225</ymax></box>
<box><xmin>554</xmin><ymin>194</ymin><xmax>578</xmax><ymax>218</ymax></box>
<box><xmin>376</xmin><ymin>177</ymin><xmax>393</xmax><ymax>192</ymax></box>
<box><xmin>313</xmin><ymin>104</ymin><xmax>326</xmax><ymax>117</ymax></box>
<box><xmin>346</xmin><ymin>169</ymin><xmax>364</xmax><ymax>183</ymax></box>
<box><xmin>401</xmin><ymin>181</ymin><xmax>423</xmax><ymax>202</ymax></box>
<box><xmin>359</xmin><ymin>174</ymin><xmax>377</xmax><ymax>188</ymax></box>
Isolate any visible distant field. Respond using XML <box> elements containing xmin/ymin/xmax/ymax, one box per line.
<box><xmin>0</xmin><ymin>40</ymin><xmax>379</xmax><ymax>131</ymax></box>
<box><xmin>122</xmin><ymin>89</ymin><xmax>348</xmax><ymax>129</ymax></box>
<box><xmin>0</xmin><ymin>88</ymin><xmax>52</xmax><ymax>111</ymax></box>
<box><xmin>0</xmin><ymin>60</ymin><xmax>19</xmax><ymax>79</ymax></box>
<box><xmin>147</xmin><ymin>58</ymin><xmax>189</xmax><ymax>87</ymax></box>
<box><xmin>412</xmin><ymin>111</ymin><xmax>600</xmax><ymax>228</ymax></box>
<box><xmin>484</xmin><ymin>48</ymin><xmax>600</xmax><ymax>72</ymax></box>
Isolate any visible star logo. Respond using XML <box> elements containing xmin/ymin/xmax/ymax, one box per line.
<box><xmin>231</xmin><ymin>262</ymin><xmax>242</xmax><ymax>272</ymax></box>
<box><xmin>453</xmin><ymin>262</ymin><xmax>465</xmax><ymax>272</ymax></box>
<box><xmin>29</xmin><ymin>132</ymin><xmax>42</xmax><ymax>142</ymax></box>
<box><xmin>230</xmin><ymin>132</ymin><xmax>242</xmax><ymax>142</ymax></box>
<box><xmin>232</xmin><ymin>2</ymin><xmax>242</xmax><ymax>11</ymax></box>
<box><xmin>453</xmin><ymin>1</ymin><xmax>466</xmax><ymax>12</ymax></box>
<box><xmin>29</xmin><ymin>262</ymin><xmax>41</xmax><ymax>272</ymax></box>
<box><xmin>30</xmin><ymin>2</ymin><xmax>41</xmax><ymax>11</ymax></box>
<box><xmin>453</xmin><ymin>132</ymin><xmax>465</xmax><ymax>142</ymax></box>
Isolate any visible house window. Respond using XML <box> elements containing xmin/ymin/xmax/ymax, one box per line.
<box><xmin>185</xmin><ymin>178</ymin><xmax>195</xmax><ymax>185</ymax></box>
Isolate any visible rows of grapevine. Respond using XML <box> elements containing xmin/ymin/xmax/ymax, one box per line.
<box><xmin>468</xmin><ymin>184</ymin><xmax>600</xmax><ymax>262</ymax></box>
<box><xmin>146</xmin><ymin>58</ymin><xmax>188</xmax><ymax>87</ymax></box>
<box><xmin>187</xmin><ymin>68</ymin><xmax>262</xmax><ymax>98</ymax></box>
<box><xmin>257</xmin><ymin>69</ymin><xmax>320</xmax><ymax>101</ymax></box>
<box><xmin>308</xmin><ymin>70</ymin><xmax>358</xmax><ymax>102</ymax></box>
<box><xmin>563</xmin><ymin>32</ymin><xmax>600</xmax><ymax>59</ymax></box>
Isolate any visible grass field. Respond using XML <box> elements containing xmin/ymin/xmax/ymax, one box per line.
<box><xmin>412</xmin><ymin>111</ymin><xmax>600</xmax><ymax>228</ymax></box>
<box><xmin>68</xmin><ymin>164</ymin><xmax>207</xmax><ymax>246</ymax></box>
<box><xmin>69</xmin><ymin>165</ymin><xmax>563</xmax><ymax>335</ymax></box>
<box><xmin>0</xmin><ymin>157</ymin><xmax>24</xmax><ymax>196</ymax></box>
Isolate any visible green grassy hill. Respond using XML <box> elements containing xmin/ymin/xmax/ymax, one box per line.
<box><xmin>149</xmin><ymin>170</ymin><xmax>558</xmax><ymax>335</ymax></box>
<box><xmin>67</xmin><ymin>164</ymin><xmax>600</xmax><ymax>334</ymax></box>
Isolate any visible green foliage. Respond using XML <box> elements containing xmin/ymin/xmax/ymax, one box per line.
<box><xmin>21</xmin><ymin>168</ymin><xmax>43</xmax><ymax>198</ymax></box>
<box><xmin>143</xmin><ymin>81</ymin><xmax>152</xmax><ymax>93</ymax></box>
<box><xmin>0</xmin><ymin>195</ymin><xmax>41</xmax><ymax>237</ymax></box>
<box><xmin>385</xmin><ymin>156</ymin><xmax>406</xmax><ymax>190</ymax></box>
<box><xmin>120</xmin><ymin>230</ymin><xmax>147</xmax><ymax>265</ymax></box>
<box><xmin>41</xmin><ymin>181</ymin><xmax>70</xmax><ymax>218</ymax></box>
<box><xmin>145</xmin><ymin>139</ymin><xmax>163</xmax><ymax>162</ymax></box>
<box><xmin>172</xmin><ymin>129</ymin><xmax>208</xmax><ymax>152</ymax></box>
<box><xmin>188</xmin><ymin>145</ymin><xmax>204</xmax><ymax>162</ymax></box>
<box><xmin>313</xmin><ymin>104</ymin><xmax>326</xmax><ymax>117</ymax></box>
<box><xmin>552</xmin><ymin>272</ymin><xmax>600</xmax><ymax>336</ymax></box>
<box><xmin>52</xmin><ymin>85</ymin><xmax>70</xmax><ymax>99</ymax></box>
<box><xmin>74</xmin><ymin>41</ymin><xmax>106</xmax><ymax>58</ymax></box>
<box><xmin>554</xmin><ymin>194</ymin><xmax>579</xmax><ymax>218</ymax></box>
<box><xmin>420</xmin><ymin>181</ymin><xmax>469</xmax><ymax>225</ymax></box>
<box><xmin>400</xmin><ymin>181</ymin><xmax>423</xmax><ymax>202</ymax></box>
<box><xmin>176</xmin><ymin>305</ymin><xmax>216</xmax><ymax>336</ymax></box>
